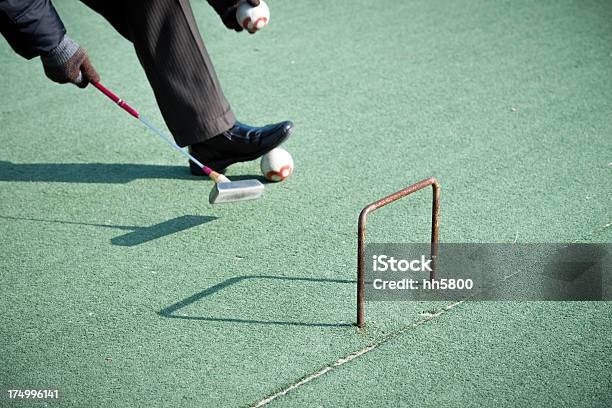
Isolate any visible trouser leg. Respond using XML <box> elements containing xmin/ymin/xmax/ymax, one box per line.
<box><xmin>81</xmin><ymin>0</ymin><xmax>236</xmax><ymax>146</ymax></box>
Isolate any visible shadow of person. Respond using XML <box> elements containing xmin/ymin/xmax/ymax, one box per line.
<box><xmin>0</xmin><ymin>160</ymin><xmax>194</xmax><ymax>183</ymax></box>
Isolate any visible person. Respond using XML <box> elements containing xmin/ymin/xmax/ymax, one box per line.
<box><xmin>0</xmin><ymin>0</ymin><xmax>294</xmax><ymax>174</ymax></box>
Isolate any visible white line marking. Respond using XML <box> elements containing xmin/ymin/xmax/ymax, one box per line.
<box><xmin>250</xmin><ymin>301</ymin><xmax>464</xmax><ymax>407</ymax></box>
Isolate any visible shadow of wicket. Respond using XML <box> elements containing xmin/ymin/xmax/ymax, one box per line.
<box><xmin>158</xmin><ymin>275</ymin><xmax>356</xmax><ymax>328</ymax></box>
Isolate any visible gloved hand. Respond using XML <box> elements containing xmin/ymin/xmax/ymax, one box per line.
<box><xmin>41</xmin><ymin>35</ymin><xmax>99</xmax><ymax>88</ymax></box>
<box><xmin>207</xmin><ymin>0</ymin><xmax>260</xmax><ymax>33</ymax></box>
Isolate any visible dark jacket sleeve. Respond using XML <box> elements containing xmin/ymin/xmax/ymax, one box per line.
<box><xmin>0</xmin><ymin>0</ymin><xmax>66</xmax><ymax>59</ymax></box>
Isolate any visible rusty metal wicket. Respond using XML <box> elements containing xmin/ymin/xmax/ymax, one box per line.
<box><xmin>357</xmin><ymin>177</ymin><xmax>441</xmax><ymax>328</ymax></box>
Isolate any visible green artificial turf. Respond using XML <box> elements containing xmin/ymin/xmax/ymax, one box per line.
<box><xmin>273</xmin><ymin>302</ymin><xmax>612</xmax><ymax>408</ymax></box>
<box><xmin>1</xmin><ymin>0</ymin><xmax>610</xmax><ymax>406</ymax></box>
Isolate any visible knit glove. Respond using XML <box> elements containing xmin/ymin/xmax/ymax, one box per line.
<box><xmin>41</xmin><ymin>35</ymin><xmax>99</xmax><ymax>88</ymax></box>
<box><xmin>207</xmin><ymin>0</ymin><xmax>260</xmax><ymax>32</ymax></box>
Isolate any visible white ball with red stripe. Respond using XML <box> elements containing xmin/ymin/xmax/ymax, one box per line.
<box><xmin>236</xmin><ymin>0</ymin><xmax>270</xmax><ymax>32</ymax></box>
<box><xmin>261</xmin><ymin>148</ymin><xmax>294</xmax><ymax>182</ymax></box>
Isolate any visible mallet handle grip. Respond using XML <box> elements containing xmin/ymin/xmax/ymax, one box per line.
<box><xmin>93</xmin><ymin>82</ymin><xmax>140</xmax><ymax>119</ymax></box>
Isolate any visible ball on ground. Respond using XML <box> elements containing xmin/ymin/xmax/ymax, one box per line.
<box><xmin>260</xmin><ymin>148</ymin><xmax>293</xmax><ymax>182</ymax></box>
<box><xmin>236</xmin><ymin>0</ymin><xmax>270</xmax><ymax>32</ymax></box>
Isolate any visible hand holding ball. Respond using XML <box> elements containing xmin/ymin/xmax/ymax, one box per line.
<box><xmin>261</xmin><ymin>148</ymin><xmax>293</xmax><ymax>182</ymax></box>
<box><xmin>236</xmin><ymin>0</ymin><xmax>270</xmax><ymax>33</ymax></box>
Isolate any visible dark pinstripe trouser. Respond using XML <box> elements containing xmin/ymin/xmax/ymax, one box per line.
<box><xmin>81</xmin><ymin>0</ymin><xmax>236</xmax><ymax>147</ymax></box>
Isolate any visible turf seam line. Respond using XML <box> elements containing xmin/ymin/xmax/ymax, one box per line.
<box><xmin>249</xmin><ymin>301</ymin><xmax>464</xmax><ymax>408</ymax></box>
<box><xmin>572</xmin><ymin>220</ymin><xmax>611</xmax><ymax>243</ymax></box>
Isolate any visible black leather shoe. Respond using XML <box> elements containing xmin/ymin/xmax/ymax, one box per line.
<box><xmin>189</xmin><ymin>121</ymin><xmax>294</xmax><ymax>175</ymax></box>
